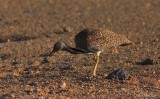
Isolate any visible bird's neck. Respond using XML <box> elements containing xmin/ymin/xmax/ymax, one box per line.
<box><xmin>63</xmin><ymin>44</ymin><xmax>88</xmax><ymax>54</ymax></box>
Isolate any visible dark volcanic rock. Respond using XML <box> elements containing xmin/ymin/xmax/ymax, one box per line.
<box><xmin>28</xmin><ymin>82</ymin><xmax>38</xmax><ymax>87</ymax></box>
<box><xmin>106</xmin><ymin>68</ymin><xmax>130</xmax><ymax>80</ymax></box>
<box><xmin>136</xmin><ymin>58</ymin><xmax>154</xmax><ymax>65</ymax></box>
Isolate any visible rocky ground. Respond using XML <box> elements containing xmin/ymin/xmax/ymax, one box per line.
<box><xmin>0</xmin><ymin>0</ymin><xmax>160</xmax><ymax>98</ymax></box>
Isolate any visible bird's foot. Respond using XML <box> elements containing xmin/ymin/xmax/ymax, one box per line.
<box><xmin>89</xmin><ymin>74</ymin><xmax>96</xmax><ymax>79</ymax></box>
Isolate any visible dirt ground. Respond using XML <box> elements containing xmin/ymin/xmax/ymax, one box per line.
<box><xmin>0</xmin><ymin>0</ymin><xmax>160</xmax><ymax>98</ymax></box>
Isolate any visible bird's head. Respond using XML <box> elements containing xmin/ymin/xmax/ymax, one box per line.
<box><xmin>49</xmin><ymin>41</ymin><xmax>67</xmax><ymax>56</ymax></box>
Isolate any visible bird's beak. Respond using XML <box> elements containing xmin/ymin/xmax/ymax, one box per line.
<box><xmin>49</xmin><ymin>49</ymin><xmax>56</xmax><ymax>56</ymax></box>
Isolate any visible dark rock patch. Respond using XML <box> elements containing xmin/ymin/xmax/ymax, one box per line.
<box><xmin>0</xmin><ymin>53</ymin><xmax>11</xmax><ymax>60</ymax></box>
<box><xmin>136</xmin><ymin>58</ymin><xmax>155</xmax><ymax>65</ymax></box>
<box><xmin>106</xmin><ymin>68</ymin><xmax>130</xmax><ymax>80</ymax></box>
<box><xmin>28</xmin><ymin>82</ymin><xmax>38</xmax><ymax>87</ymax></box>
<box><xmin>59</xmin><ymin>66</ymin><xmax>74</xmax><ymax>71</ymax></box>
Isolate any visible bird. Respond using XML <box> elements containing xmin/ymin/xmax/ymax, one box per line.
<box><xmin>48</xmin><ymin>28</ymin><xmax>132</xmax><ymax>77</ymax></box>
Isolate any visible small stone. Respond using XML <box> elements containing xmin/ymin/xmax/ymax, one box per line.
<box><xmin>46</xmin><ymin>57</ymin><xmax>57</xmax><ymax>63</ymax></box>
<box><xmin>140</xmin><ymin>41</ymin><xmax>143</xmax><ymax>45</ymax></box>
<box><xmin>136</xmin><ymin>58</ymin><xmax>154</xmax><ymax>65</ymax></box>
<box><xmin>61</xmin><ymin>82</ymin><xmax>67</xmax><ymax>89</ymax></box>
<box><xmin>121</xmin><ymin>88</ymin><xmax>126</xmax><ymax>92</ymax></box>
<box><xmin>153</xmin><ymin>38</ymin><xmax>159</xmax><ymax>42</ymax></box>
<box><xmin>11</xmin><ymin>93</ymin><xmax>16</xmax><ymax>98</ymax></box>
<box><xmin>63</xmin><ymin>26</ymin><xmax>72</xmax><ymax>33</ymax></box>
<box><xmin>32</xmin><ymin>61</ymin><xmax>40</xmax><ymax>66</ymax></box>
<box><xmin>28</xmin><ymin>82</ymin><xmax>38</xmax><ymax>87</ymax></box>
<box><xmin>12</xmin><ymin>60</ymin><xmax>19</xmax><ymax>66</ymax></box>
<box><xmin>106</xmin><ymin>68</ymin><xmax>130</xmax><ymax>80</ymax></box>
<box><xmin>107</xmin><ymin>18</ymin><xmax>111</xmax><ymax>22</ymax></box>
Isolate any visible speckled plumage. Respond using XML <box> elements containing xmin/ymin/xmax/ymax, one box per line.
<box><xmin>75</xmin><ymin>28</ymin><xmax>131</xmax><ymax>53</ymax></box>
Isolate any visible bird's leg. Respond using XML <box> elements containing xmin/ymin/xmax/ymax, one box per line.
<box><xmin>93</xmin><ymin>51</ymin><xmax>101</xmax><ymax>76</ymax></box>
<box><xmin>112</xmin><ymin>47</ymin><xmax>119</xmax><ymax>54</ymax></box>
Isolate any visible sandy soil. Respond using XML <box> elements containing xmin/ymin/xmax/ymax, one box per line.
<box><xmin>0</xmin><ymin>0</ymin><xmax>160</xmax><ymax>98</ymax></box>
